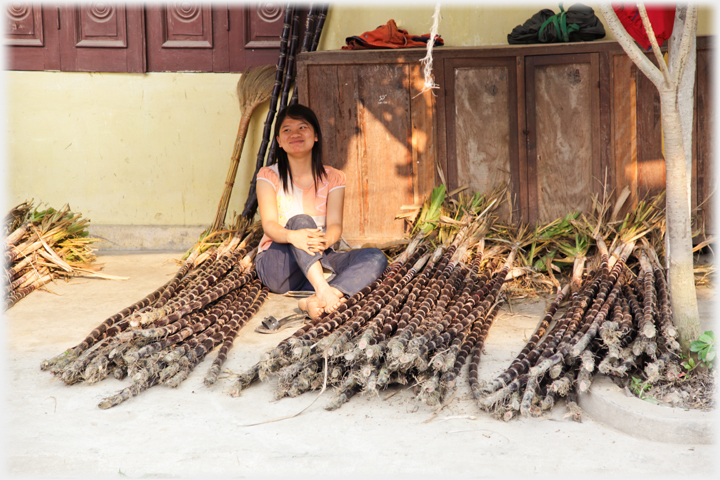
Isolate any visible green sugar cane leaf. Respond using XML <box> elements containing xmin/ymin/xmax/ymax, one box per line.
<box><xmin>527</xmin><ymin>241</ymin><xmax>536</xmax><ymax>264</ymax></box>
<box><xmin>698</xmin><ymin>331</ymin><xmax>715</xmax><ymax>343</ymax></box>
<box><xmin>429</xmin><ymin>185</ymin><xmax>446</xmax><ymax>211</ymax></box>
<box><xmin>534</xmin><ymin>249</ymin><xmax>557</xmax><ymax>272</ymax></box>
<box><xmin>470</xmin><ymin>192</ymin><xmax>484</xmax><ymax>213</ymax></box>
<box><xmin>416</xmin><ymin>185</ymin><xmax>446</xmax><ymax>234</ymax></box>
<box><xmin>421</xmin><ymin>185</ymin><xmax>445</xmax><ymax>233</ymax></box>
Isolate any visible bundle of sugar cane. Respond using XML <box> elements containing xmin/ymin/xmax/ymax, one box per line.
<box><xmin>230</xmin><ymin>226</ymin><xmax>517</xmax><ymax>411</ymax></box>
<box><xmin>478</xmin><ymin>195</ymin><xmax>680</xmax><ymax>422</ymax></box>
<box><xmin>39</xmin><ymin>223</ymin><xmax>271</xmax><ymax>409</ymax></box>
<box><xmin>4</xmin><ymin>202</ymin><xmax>107</xmax><ymax>310</ymax></box>
<box><xmin>242</xmin><ymin>4</ymin><xmax>329</xmax><ymax>219</ymax></box>
<box><xmin>229</xmin><ymin>187</ymin><xmax>518</xmax><ymax>410</ymax></box>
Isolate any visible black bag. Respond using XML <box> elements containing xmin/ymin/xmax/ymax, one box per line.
<box><xmin>508</xmin><ymin>3</ymin><xmax>605</xmax><ymax>44</ymax></box>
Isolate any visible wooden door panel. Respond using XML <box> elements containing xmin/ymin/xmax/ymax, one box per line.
<box><xmin>5</xmin><ymin>3</ymin><xmax>44</xmax><ymax>46</ymax></box>
<box><xmin>59</xmin><ymin>4</ymin><xmax>145</xmax><ymax>73</ymax></box>
<box><xmin>527</xmin><ymin>54</ymin><xmax>599</xmax><ymax>223</ymax></box>
<box><xmin>162</xmin><ymin>3</ymin><xmax>213</xmax><ymax>48</ymax></box>
<box><xmin>356</xmin><ymin>64</ymin><xmax>413</xmax><ymax>240</ymax></box>
<box><xmin>75</xmin><ymin>4</ymin><xmax>127</xmax><ymax>47</ymax></box>
<box><xmin>444</xmin><ymin>57</ymin><xmax>519</xmax><ymax>222</ymax></box>
<box><xmin>636</xmin><ymin>61</ymin><xmax>666</xmax><ymax>201</ymax></box>
<box><xmin>228</xmin><ymin>4</ymin><xmax>301</xmax><ymax>72</ymax></box>
<box><xmin>451</xmin><ymin>61</ymin><xmax>516</xmax><ymax>221</ymax></box>
<box><xmin>612</xmin><ymin>53</ymin><xmax>639</xmax><ymax>217</ymax></box>
<box><xmin>4</xmin><ymin>4</ymin><xmax>61</xmax><ymax>70</ymax></box>
<box><xmin>305</xmin><ymin>64</ymin><xmax>363</xmax><ymax>239</ymax></box>
<box><xmin>304</xmin><ymin>62</ymin><xmax>413</xmax><ymax>244</ymax></box>
<box><xmin>145</xmin><ymin>4</ymin><xmax>225</xmax><ymax>72</ymax></box>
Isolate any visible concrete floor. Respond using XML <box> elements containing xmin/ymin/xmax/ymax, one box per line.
<box><xmin>3</xmin><ymin>251</ymin><xmax>718</xmax><ymax>479</ymax></box>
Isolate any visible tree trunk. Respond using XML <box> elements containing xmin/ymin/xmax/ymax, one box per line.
<box><xmin>599</xmin><ymin>4</ymin><xmax>701</xmax><ymax>352</ymax></box>
<box><xmin>658</xmin><ymin>83</ymin><xmax>700</xmax><ymax>350</ymax></box>
<box><xmin>669</xmin><ymin>6</ymin><xmax>697</xmax><ymax>203</ymax></box>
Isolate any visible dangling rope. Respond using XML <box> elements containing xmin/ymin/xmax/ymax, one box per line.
<box><xmin>416</xmin><ymin>3</ymin><xmax>441</xmax><ymax>97</ymax></box>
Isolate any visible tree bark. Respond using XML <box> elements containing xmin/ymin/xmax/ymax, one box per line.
<box><xmin>599</xmin><ymin>4</ymin><xmax>700</xmax><ymax>352</ymax></box>
<box><xmin>669</xmin><ymin>6</ymin><xmax>697</xmax><ymax>211</ymax></box>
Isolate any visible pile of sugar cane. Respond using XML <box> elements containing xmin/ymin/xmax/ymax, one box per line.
<box><xmin>4</xmin><ymin>201</ymin><xmax>109</xmax><ymax>310</ymax></box>
<box><xmin>229</xmin><ymin>187</ymin><xmax>686</xmax><ymax>419</ymax></box>
<box><xmin>231</xmin><ymin>222</ymin><xmax>517</xmax><ymax>410</ymax></box>
<box><xmin>40</xmin><ymin>222</ymin><xmax>268</xmax><ymax>409</ymax></box>
<box><xmin>38</xmin><ymin>185</ymin><xmax>694</xmax><ymax>418</ymax></box>
<box><xmin>479</xmin><ymin>235</ymin><xmax>681</xmax><ymax>421</ymax></box>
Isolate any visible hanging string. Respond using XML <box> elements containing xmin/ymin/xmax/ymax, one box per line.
<box><xmin>415</xmin><ymin>3</ymin><xmax>441</xmax><ymax>98</ymax></box>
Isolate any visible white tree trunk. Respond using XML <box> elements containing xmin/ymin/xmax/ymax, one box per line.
<box><xmin>669</xmin><ymin>5</ymin><xmax>697</xmax><ymax>217</ymax></box>
<box><xmin>599</xmin><ymin>4</ymin><xmax>701</xmax><ymax>352</ymax></box>
<box><xmin>658</xmin><ymin>83</ymin><xmax>701</xmax><ymax>350</ymax></box>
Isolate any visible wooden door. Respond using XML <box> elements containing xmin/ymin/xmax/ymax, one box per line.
<box><xmin>443</xmin><ymin>57</ymin><xmax>520</xmax><ymax>222</ymax></box>
<box><xmin>525</xmin><ymin>53</ymin><xmax>601</xmax><ymax>224</ymax></box>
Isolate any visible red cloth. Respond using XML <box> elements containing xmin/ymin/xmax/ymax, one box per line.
<box><xmin>612</xmin><ymin>4</ymin><xmax>676</xmax><ymax>51</ymax></box>
<box><xmin>342</xmin><ymin>19</ymin><xmax>443</xmax><ymax>50</ymax></box>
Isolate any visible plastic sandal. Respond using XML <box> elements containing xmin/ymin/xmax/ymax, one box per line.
<box><xmin>254</xmin><ymin>312</ymin><xmax>308</xmax><ymax>334</ymax></box>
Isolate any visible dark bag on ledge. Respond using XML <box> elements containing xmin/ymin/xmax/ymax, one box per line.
<box><xmin>508</xmin><ymin>3</ymin><xmax>605</xmax><ymax>44</ymax></box>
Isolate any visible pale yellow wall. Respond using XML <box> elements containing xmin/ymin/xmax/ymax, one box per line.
<box><xmin>320</xmin><ymin>3</ymin><xmax>715</xmax><ymax>49</ymax></box>
<box><xmin>5</xmin><ymin>71</ymin><xmax>267</xmax><ymax>226</ymax></box>
<box><xmin>3</xmin><ymin>3</ymin><xmax>715</xmax><ymax>230</ymax></box>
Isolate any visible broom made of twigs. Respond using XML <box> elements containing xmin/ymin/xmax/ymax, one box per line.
<box><xmin>209</xmin><ymin>64</ymin><xmax>276</xmax><ymax>233</ymax></box>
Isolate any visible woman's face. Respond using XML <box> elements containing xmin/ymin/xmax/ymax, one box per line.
<box><xmin>276</xmin><ymin>116</ymin><xmax>317</xmax><ymax>158</ymax></box>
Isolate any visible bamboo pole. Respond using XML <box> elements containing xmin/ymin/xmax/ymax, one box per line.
<box><xmin>266</xmin><ymin>8</ymin><xmax>301</xmax><ymax>165</ymax></box>
<box><xmin>241</xmin><ymin>4</ymin><xmax>295</xmax><ymax>220</ymax></box>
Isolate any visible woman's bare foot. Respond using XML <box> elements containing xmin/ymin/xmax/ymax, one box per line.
<box><xmin>318</xmin><ymin>286</ymin><xmax>345</xmax><ymax>315</ymax></box>
<box><xmin>298</xmin><ymin>295</ymin><xmax>313</xmax><ymax>313</ymax></box>
<box><xmin>298</xmin><ymin>287</ymin><xmax>345</xmax><ymax>320</ymax></box>
<box><xmin>298</xmin><ymin>294</ymin><xmax>324</xmax><ymax>320</ymax></box>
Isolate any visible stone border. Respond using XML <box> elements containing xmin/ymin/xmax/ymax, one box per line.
<box><xmin>578</xmin><ymin>375</ymin><xmax>715</xmax><ymax>444</ymax></box>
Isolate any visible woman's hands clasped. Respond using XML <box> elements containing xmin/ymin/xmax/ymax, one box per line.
<box><xmin>288</xmin><ymin>227</ymin><xmax>330</xmax><ymax>255</ymax></box>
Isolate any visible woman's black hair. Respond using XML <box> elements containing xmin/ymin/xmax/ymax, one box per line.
<box><xmin>273</xmin><ymin>104</ymin><xmax>326</xmax><ymax>194</ymax></box>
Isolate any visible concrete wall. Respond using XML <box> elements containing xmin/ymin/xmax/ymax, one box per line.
<box><xmin>2</xmin><ymin>4</ymin><xmax>716</xmax><ymax>249</ymax></box>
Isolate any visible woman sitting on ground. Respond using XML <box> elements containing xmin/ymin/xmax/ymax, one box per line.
<box><xmin>255</xmin><ymin>104</ymin><xmax>387</xmax><ymax>319</ymax></box>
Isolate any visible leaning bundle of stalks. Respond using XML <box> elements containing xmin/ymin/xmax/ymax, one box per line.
<box><xmin>40</xmin><ymin>223</ymin><xmax>270</xmax><ymax>409</ymax></box>
<box><xmin>242</xmin><ymin>3</ymin><xmax>330</xmax><ymax>219</ymax></box>
<box><xmin>229</xmin><ymin>189</ymin><xmax>517</xmax><ymax>411</ymax></box>
<box><xmin>4</xmin><ymin>202</ymin><xmax>108</xmax><ymax>310</ymax></box>
<box><xmin>209</xmin><ymin>64</ymin><xmax>276</xmax><ymax>234</ymax></box>
<box><xmin>478</xmin><ymin>195</ymin><xmax>681</xmax><ymax>422</ymax></box>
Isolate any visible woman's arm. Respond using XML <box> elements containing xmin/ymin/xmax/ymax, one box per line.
<box><xmin>321</xmin><ymin>188</ymin><xmax>345</xmax><ymax>249</ymax></box>
<box><xmin>257</xmin><ymin>180</ymin><xmax>322</xmax><ymax>255</ymax></box>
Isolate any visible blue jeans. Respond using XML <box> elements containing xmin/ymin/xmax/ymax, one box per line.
<box><xmin>255</xmin><ymin>214</ymin><xmax>387</xmax><ymax>297</ymax></box>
